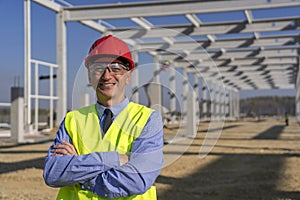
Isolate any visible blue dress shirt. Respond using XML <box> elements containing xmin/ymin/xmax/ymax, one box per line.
<box><xmin>43</xmin><ymin>98</ymin><xmax>164</xmax><ymax>198</ymax></box>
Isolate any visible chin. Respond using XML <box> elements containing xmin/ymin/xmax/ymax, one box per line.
<box><xmin>97</xmin><ymin>90</ymin><xmax>113</xmax><ymax>98</ymax></box>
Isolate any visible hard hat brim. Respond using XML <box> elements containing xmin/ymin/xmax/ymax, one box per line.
<box><xmin>85</xmin><ymin>54</ymin><xmax>135</xmax><ymax>70</ymax></box>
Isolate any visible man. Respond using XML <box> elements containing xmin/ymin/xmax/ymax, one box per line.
<box><xmin>43</xmin><ymin>35</ymin><xmax>164</xmax><ymax>200</ymax></box>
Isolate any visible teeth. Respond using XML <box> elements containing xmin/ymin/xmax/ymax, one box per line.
<box><xmin>103</xmin><ymin>83</ymin><xmax>114</xmax><ymax>86</ymax></box>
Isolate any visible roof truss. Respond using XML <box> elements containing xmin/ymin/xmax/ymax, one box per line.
<box><xmin>32</xmin><ymin>0</ymin><xmax>300</xmax><ymax>90</ymax></box>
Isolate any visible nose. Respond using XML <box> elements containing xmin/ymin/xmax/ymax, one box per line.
<box><xmin>101</xmin><ymin>67</ymin><xmax>112</xmax><ymax>79</ymax></box>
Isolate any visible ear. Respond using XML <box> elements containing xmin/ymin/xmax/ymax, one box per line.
<box><xmin>125</xmin><ymin>70</ymin><xmax>132</xmax><ymax>85</ymax></box>
<box><xmin>87</xmin><ymin>69</ymin><xmax>92</xmax><ymax>84</ymax></box>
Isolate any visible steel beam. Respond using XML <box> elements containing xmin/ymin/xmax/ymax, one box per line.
<box><xmin>63</xmin><ymin>0</ymin><xmax>300</xmax><ymax>21</ymax></box>
<box><xmin>109</xmin><ymin>18</ymin><xmax>299</xmax><ymax>39</ymax></box>
<box><xmin>136</xmin><ymin>37</ymin><xmax>297</xmax><ymax>53</ymax></box>
<box><xmin>159</xmin><ymin>48</ymin><xmax>298</xmax><ymax>61</ymax></box>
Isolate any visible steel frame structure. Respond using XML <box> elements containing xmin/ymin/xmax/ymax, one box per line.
<box><xmin>24</xmin><ymin>0</ymin><xmax>300</xmax><ymax>129</ymax></box>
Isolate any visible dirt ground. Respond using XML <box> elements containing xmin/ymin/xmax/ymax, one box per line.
<box><xmin>0</xmin><ymin>117</ymin><xmax>299</xmax><ymax>200</ymax></box>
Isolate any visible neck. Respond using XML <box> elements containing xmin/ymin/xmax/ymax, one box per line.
<box><xmin>97</xmin><ymin>95</ymin><xmax>125</xmax><ymax>107</ymax></box>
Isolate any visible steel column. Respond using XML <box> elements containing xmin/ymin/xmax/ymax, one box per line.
<box><xmin>150</xmin><ymin>56</ymin><xmax>162</xmax><ymax>115</ymax></box>
<box><xmin>296</xmin><ymin>57</ymin><xmax>300</xmax><ymax>123</ymax></box>
<box><xmin>202</xmin><ymin>78</ymin><xmax>208</xmax><ymax>120</ymax></box>
<box><xmin>34</xmin><ymin>62</ymin><xmax>39</xmax><ymax>131</ymax></box>
<box><xmin>215</xmin><ymin>83</ymin><xmax>220</xmax><ymax>120</ymax></box>
<box><xmin>236</xmin><ymin>90</ymin><xmax>240</xmax><ymax>118</ymax></box>
<box><xmin>169</xmin><ymin>67</ymin><xmax>176</xmax><ymax>123</ymax></box>
<box><xmin>209</xmin><ymin>81</ymin><xmax>216</xmax><ymax>120</ymax></box>
<box><xmin>49</xmin><ymin>66</ymin><xmax>54</xmax><ymax>130</ymax></box>
<box><xmin>225</xmin><ymin>89</ymin><xmax>229</xmax><ymax>118</ymax></box>
<box><xmin>193</xmin><ymin>73</ymin><xmax>200</xmax><ymax>120</ymax></box>
<box><xmin>131</xmin><ymin>48</ymin><xmax>139</xmax><ymax>103</ymax></box>
<box><xmin>182</xmin><ymin>67</ymin><xmax>188</xmax><ymax>121</ymax></box>
<box><xmin>56</xmin><ymin>10</ymin><xmax>67</xmax><ymax>124</ymax></box>
<box><xmin>187</xmin><ymin>91</ymin><xmax>197</xmax><ymax>138</ymax></box>
<box><xmin>24</xmin><ymin>0</ymin><xmax>31</xmax><ymax>132</ymax></box>
<box><xmin>220</xmin><ymin>86</ymin><xmax>225</xmax><ymax>118</ymax></box>
<box><xmin>229</xmin><ymin>89</ymin><xmax>234</xmax><ymax>119</ymax></box>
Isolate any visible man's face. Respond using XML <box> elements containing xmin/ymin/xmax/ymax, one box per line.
<box><xmin>88</xmin><ymin>57</ymin><xmax>131</xmax><ymax>105</ymax></box>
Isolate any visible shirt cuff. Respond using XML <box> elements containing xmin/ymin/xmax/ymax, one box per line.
<box><xmin>81</xmin><ymin>177</ymin><xmax>96</xmax><ymax>191</ymax></box>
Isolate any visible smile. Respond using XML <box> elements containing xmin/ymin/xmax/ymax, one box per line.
<box><xmin>99</xmin><ymin>83</ymin><xmax>116</xmax><ymax>87</ymax></box>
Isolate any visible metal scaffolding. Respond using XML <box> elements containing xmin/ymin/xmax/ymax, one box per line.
<box><xmin>24</xmin><ymin>0</ymin><xmax>300</xmax><ymax>133</ymax></box>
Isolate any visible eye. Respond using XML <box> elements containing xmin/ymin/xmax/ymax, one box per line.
<box><xmin>110</xmin><ymin>63</ymin><xmax>122</xmax><ymax>71</ymax></box>
<box><xmin>111</xmin><ymin>67</ymin><xmax>121</xmax><ymax>72</ymax></box>
<box><xmin>90</xmin><ymin>63</ymin><xmax>106</xmax><ymax>70</ymax></box>
<box><xmin>95</xmin><ymin>68</ymin><xmax>104</xmax><ymax>72</ymax></box>
<box><xmin>95</xmin><ymin>63</ymin><xmax>107</xmax><ymax>68</ymax></box>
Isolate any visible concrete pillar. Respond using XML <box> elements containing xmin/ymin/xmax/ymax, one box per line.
<box><xmin>297</xmin><ymin>83</ymin><xmax>300</xmax><ymax>123</ymax></box>
<box><xmin>229</xmin><ymin>89</ymin><xmax>234</xmax><ymax>119</ymax></box>
<box><xmin>220</xmin><ymin>86</ymin><xmax>225</xmax><ymax>118</ymax></box>
<box><xmin>236</xmin><ymin>90</ymin><xmax>240</xmax><ymax>119</ymax></box>
<box><xmin>10</xmin><ymin>87</ymin><xmax>24</xmax><ymax>143</ymax></box>
<box><xmin>232</xmin><ymin>90</ymin><xmax>236</xmax><ymax>118</ymax></box>
<box><xmin>187</xmin><ymin>91</ymin><xmax>197</xmax><ymax>138</ymax></box>
<box><xmin>182</xmin><ymin>67</ymin><xmax>188</xmax><ymax>121</ymax></box>
<box><xmin>169</xmin><ymin>67</ymin><xmax>176</xmax><ymax>123</ymax></box>
<box><xmin>131</xmin><ymin>68</ymin><xmax>139</xmax><ymax>103</ymax></box>
<box><xmin>202</xmin><ymin>78</ymin><xmax>208</xmax><ymax>120</ymax></box>
<box><xmin>231</xmin><ymin>90</ymin><xmax>240</xmax><ymax>119</ymax></box>
<box><xmin>131</xmin><ymin>47</ymin><xmax>139</xmax><ymax>103</ymax></box>
<box><xmin>215</xmin><ymin>83</ymin><xmax>220</xmax><ymax>120</ymax></box>
<box><xmin>81</xmin><ymin>93</ymin><xmax>90</xmax><ymax>107</ymax></box>
<box><xmin>209</xmin><ymin>81</ymin><xmax>216</xmax><ymax>120</ymax></box>
<box><xmin>56</xmin><ymin>11</ymin><xmax>67</xmax><ymax>125</ymax></box>
<box><xmin>150</xmin><ymin>56</ymin><xmax>162</xmax><ymax>115</ymax></box>
<box><xmin>193</xmin><ymin>73</ymin><xmax>200</xmax><ymax>120</ymax></box>
<box><xmin>296</xmin><ymin>58</ymin><xmax>300</xmax><ymax>123</ymax></box>
<box><xmin>297</xmin><ymin>85</ymin><xmax>300</xmax><ymax>123</ymax></box>
<box><xmin>225</xmin><ymin>89</ymin><xmax>229</xmax><ymax>118</ymax></box>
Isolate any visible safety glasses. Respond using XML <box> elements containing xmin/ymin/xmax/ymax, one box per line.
<box><xmin>89</xmin><ymin>62</ymin><xmax>129</xmax><ymax>76</ymax></box>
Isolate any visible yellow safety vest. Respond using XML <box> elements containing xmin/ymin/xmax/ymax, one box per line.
<box><xmin>56</xmin><ymin>102</ymin><xmax>156</xmax><ymax>200</ymax></box>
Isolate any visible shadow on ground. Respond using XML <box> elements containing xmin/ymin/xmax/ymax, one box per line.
<box><xmin>253</xmin><ymin>125</ymin><xmax>285</xmax><ymax>140</ymax></box>
<box><xmin>157</xmin><ymin>125</ymin><xmax>300</xmax><ymax>200</ymax></box>
<box><xmin>0</xmin><ymin>139</ymin><xmax>50</xmax><ymax>174</ymax></box>
<box><xmin>0</xmin><ymin>157</ymin><xmax>45</xmax><ymax>174</ymax></box>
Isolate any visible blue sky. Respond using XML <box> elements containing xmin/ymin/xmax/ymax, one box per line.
<box><xmin>0</xmin><ymin>0</ymin><xmax>297</xmax><ymax>108</ymax></box>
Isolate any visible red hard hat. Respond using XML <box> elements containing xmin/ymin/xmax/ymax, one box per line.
<box><xmin>84</xmin><ymin>35</ymin><xmax>135</xmax><ymax>70</ymax></box>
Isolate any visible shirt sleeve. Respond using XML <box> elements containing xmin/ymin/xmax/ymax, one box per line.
<box><xmin>43</xmin><ymin>119</ymin><xmax>120</xmax><ymax>187</ymax></box>
<box><xmin>88</xmin><ymin>111</ymin><xmax>164</xmax><ymax>198</ymax></box>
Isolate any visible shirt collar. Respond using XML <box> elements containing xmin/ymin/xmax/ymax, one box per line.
<box><xmin>96</xmin><ymin>98</ymin><xmax>129</xmax><ymax>118</ymax></box>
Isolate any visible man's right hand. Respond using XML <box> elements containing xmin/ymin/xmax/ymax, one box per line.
<box><xmin>51</xmin><ymin>140</ymin><xmax>78</xmax><ymax>156</ymax></box>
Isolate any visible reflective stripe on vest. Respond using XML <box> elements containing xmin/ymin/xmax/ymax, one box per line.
<box><xmin>57</xmin><ymin>102</ymin><xmax>156</xmax><ymax>200</ymax></box>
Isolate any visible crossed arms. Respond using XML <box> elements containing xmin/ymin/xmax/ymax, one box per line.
<box><xmin>43</xmin><ymin>111</ymin><xmax>164</xmax><ymax>198</ymax></box>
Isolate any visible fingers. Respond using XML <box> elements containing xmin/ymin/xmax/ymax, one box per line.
<box><xmin>62</xmin><ymin>140</ymin><xmax>78</xmax><ymax>155</ymax></box>
<box><xmin>51</xmin><ymin>140</ymin><xmax>78</xmax><ymax>156</ymax></box>
<box><xmin>51</xmin><ymin>146</ymin><xmax>69</xmax><ymax>156</ymax></box>
<box><xmin>119</xmin><ymin>154</ymin><xmax>129</xmax><ymax>166</ymax></box>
